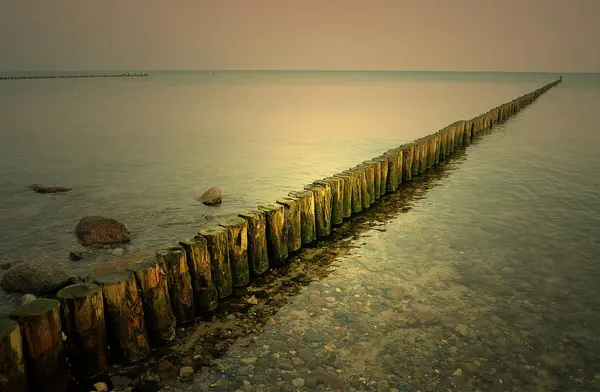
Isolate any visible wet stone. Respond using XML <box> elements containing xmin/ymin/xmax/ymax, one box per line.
<box><xmin>303</xmin><ymin>329</ymin><xmax>330</xmax><ymax>343</ymax></box>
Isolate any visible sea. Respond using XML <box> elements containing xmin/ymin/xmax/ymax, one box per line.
<box><xmin>1</xmin><ymin>70</ymin><xmax>599</xmax><ymax>391</ymax></box>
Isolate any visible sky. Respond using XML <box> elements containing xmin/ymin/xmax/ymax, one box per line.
<box><xmin>1</xmin><ymin>0</ymin><xmax>599</xmax><ymax>72</ymax></box>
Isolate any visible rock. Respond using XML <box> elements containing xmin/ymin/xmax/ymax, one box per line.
<box><xmin>0</xmin><ymin>260</ymin><xmax>25</xmax><ymax>270</ymax></box>
<box><xmin>0</xmin><ymin>261</ymin><xmax>71</xmax><ymax>295</ymax></box>
<box><xmin>292</xmin><ymin>378</ymin><xmax>306</xmax><ymax>387</ymax></box>
<box><xmin>303</xmin><ymin>329</ymin><xmax>330</xmax><ymax>343</ymax></box>
<box><xmin>30</xmin><ymin>184</ymin><xmax>71</xmax><ymax>194</ymax></box>
<box><xmin>74</xmin><ymin>216</ymin><xmax>131</xmax><ymax>246</ymax></box>
<box><xmin>93</xmin><ymin>382</ymin><xmax>108</xmax><ymax>392</ymax></box>
<box><xmin>69</xmin><ymin>251</ymin><xmax>83</xmax><ymax>261</ymax></box>
<box><xmin>453</xmin><ymin>368</ymin><xmax>463</xmax><ymax>376</ymax></box>
<box><xmin>179</xmin><ymin>366</ymin><xmax>194</xmax><ymax>382</ymax></box>
<box><xmin>240</xmin><ymin>357</ymin><xmax>258</xmax><ymax>365</ymax></box>
<box><xmin>199</xmin><ymin>187</ymin><xmax>222</xmax><ymax>205</ymax></box>
<box><xmin>20</xmin><ymin>293</ymin><xmax>37</xmax><ymax>305</ymax></box>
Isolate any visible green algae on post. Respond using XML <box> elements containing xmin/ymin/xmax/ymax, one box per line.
<box><xmin>287</xmin><ymin>191</ymin><xmax>317</xmax><ymax>246</ymax></box>
<box><xmin>276</xmin><ymin>196</ymin><xmax>302</xmax><ymax>252</ymax></box>
<box><xmin>332</xmin><ymin>173</ymin><xmax>353</xmax><ymax>219</ymax></box>
<box><xmin>374</xmin><ymin>156</ymin><xmax>389</xmax><ymax>196</ymax></box>
<box><xmin>198</xmin><ymin>225</ymin><xmax>233</xmax><ymax>299</ymax></box>
<box><xmin>130</xmin><ymin>258</ymin><xmax>176</xmax><ymax>345</ymax></box>
<box><xmin>341</xmin><ymin>169</ymin><xmax>362</xmax><ymax>214</ymax></box>
<box><xmin>238</xmin><ymin>209</ymin><xmax>270</xmax><ymax>276</ymax></box>
<box><xmin>156</xmin><ymin>246</ymin><xmax>195</xmax><ymax>325</ymax></box>
<box><xmin>219</xmin><ymin>215</ymin><xmax>250</xmax><ymax>287</ymax></box>
<box><xmin>93</xmin><ymin>272</ymin><xmax>150</xmax><ymax>363</ymax></box>
<box><xmin>179</xmin><ymin>237</ymin><xmax>218</xmax><ymax>312</ymax></box>
<box><xmin>0</xmin><ymin>319</ymin><xmax>27</xmax><ymax>392</ymax></box>
<box><xmin>304</xmin><ymin>183</ymin><xmax>331</xmax><ymax>238</ymax></box>
<box><xmin>400</xmin><ymin>143</ymin><xmax>415</xmax><ymax>182</ymax></box>
<box><xmin>258</xmin><ymin>203</ymin><xmax>289</xmax><ymax>264</ymax></box>
<box><xmin>322</xmin><ymin>177</ymin><xmax>344</xmax><ymax>226</ymax></box>
<box><xmin>57</xmin><ymin>283</ymin><xmax>109</xmax><ymax>380</ymax></box>
<box><xmin>351</xmin><ymin>166</ymin><xmax>370</xmax><ymax>209</ymax></box>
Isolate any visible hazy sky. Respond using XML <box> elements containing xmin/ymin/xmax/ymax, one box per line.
<box><xmin>1</xmin><ymin>0</ymin><xmax>599</xmax><ymax>72</ymax></box>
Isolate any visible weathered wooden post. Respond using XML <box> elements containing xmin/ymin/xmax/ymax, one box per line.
<box><xmin>363</xmin><ymin>160</ymin><xmax>381</xmax><ymax>200</ymax></box>
<box><xmin>352</xmin><ymin>166</ymin><xmax>370</xmax><ymax>209</ymax></box>
<box><xmin>400</xmin><ymin>143</ymin><xmax>415</xmax><ymax>182</ymax></box>
<box><xmin>219</xmin><ymin>216</ymin><xmax>250</xmax><ymax>287</ymax></box>
<box><xmin>156</xmin><ymin>246</ymin><xmax>195</xmax><ymax>325</ymax></box>
<box><xmin>198</xmin><ymin>225</ymin><xmax>233</xmax><ymax>298</ymax></box>
<box><xmin>332</xmin><ymin>173</ymin><xmax>353</xmax><ymax>218</ymax></box>
<box><xmin>341</xmin><ymin>169</ymin><xmax>362</xmax><ymax>214</ymax></box>
<box><xmin>359</xmin><ymin>163</ymin><xmax>375</xmax><ymax>203</ymax></box>
<box><xmin>0</xmin><ymin>319</ymin><xmax>27</xmax><ymax>392</ymax></box>
<box><xmin>258</xmin><ymin>203</ymin><xmax>289</xmax><ymax>263</ymax></box>
<box><xmin>57</xmin><ymin>283</ymin><xmax>108</xmax><ymax>380</ymax></box>
<box><xmin>10</xmin><ymin>299</ymin><xmax>70</xmax><ymax>392</ymax></box>
<box><xmin>305</xmin><ymin>183</ymin><xmax>332</xmax><ymax>238</ymax></box>
<box><xmin>276</xmin><ymin>196</ymin><xmax>302</xmax><ymax>252</ymax></box>
<box><xmin>94</xmin><ymin>272</ymin><xmax>150</xmax><ymax>363</ymax></box>
<box><xmin>374</xmin><ymin>156</ymin><xmax>389</xmax><ymax>196</ymax></box>
<box><xmin>287</xmin><ymin>191</ymin><xmax>317</xmax><ymax>246</ymax></box>
<box><xmin>238</xmin><ymin>209</ymin><xmax>270</xmax><ymax>275</ymax></box>
<box><xmin>130</xmin><ymin>259</ymin><xmax>176</xmax><ymax>345</ymax></box>
<box><xmin>322</xmin><ymin>177</ymin><xmax>344</xmax><ymax>226</ymax></box>
<box><xmin>179</xmin><ymin>237</ymin><xmax>218</xmax><ymax>312</ymax></box>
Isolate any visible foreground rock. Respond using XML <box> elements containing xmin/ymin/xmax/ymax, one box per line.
<box><xmin>0</xmin><ymin>261</ymin><xmax>71</xmax><ymax>295</ymax></box>
<box><xmin>199</xmin><ymin>187</ymin><xmax>222</xmax><ymax>205</ymax></box>
<box><xmin>30</xmin><ymin>184</ymin><xmax>72</xmax><ymax>194</ymax></box>
<box><xmin>75</xmin><ymin>216</ymin><xmax>131</xmax><ymax>246</ymax></box>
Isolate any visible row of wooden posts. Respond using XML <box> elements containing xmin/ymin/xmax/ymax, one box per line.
<box><xmin>0</xmin><ymin>78</ymin><xmax>561</xmax><ymax>392</ymax></box>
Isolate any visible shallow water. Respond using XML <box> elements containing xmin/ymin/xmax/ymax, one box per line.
<box><xmin>161</xmin><ymin>75</ymin><xmax>600</xmax><ymax>391</ymax></box>
<box><xmin>0</xmin><ymin>71</ymin><xmax>559</xmax><ymax>314</ymax></box>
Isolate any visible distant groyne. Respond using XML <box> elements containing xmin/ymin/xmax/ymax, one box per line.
<box><xmin>0</xmin><ymin>78</ymin><xmax>561</xmax><ymax>392</ymax></box>
<box><xmin>0</xmin><ymin>72</ymin><xmax>148</xmax><ymax>81</ymax></box>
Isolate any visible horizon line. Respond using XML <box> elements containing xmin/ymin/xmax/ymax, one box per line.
<box><xmin>0</xmin><ymin>69</ymin><xmax>593</xmax><ymax>74</ymax></box>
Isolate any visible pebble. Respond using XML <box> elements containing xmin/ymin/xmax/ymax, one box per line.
<box><xmin>292</xmin><ymin>378</ymin><xmax>306</xmax><ymax>387</ymax></box>
<box><xmin>93</xmin><ymin>382</ymin><xmax>108</xmax><ymax>392</ymax></box>
<box><xmin>452</xmin><ymin>368</ymin><xmax>463</xmax><ymax>376</ymax></box>
<box><xmin>179</xmin><ymin>366</ymin><xmax>194</xmax><ymax>382</ymax></box>
<box><xmin>241</xmin><ymin>357</ymin><xmax>258</xmax><ymax>365</ymax></box>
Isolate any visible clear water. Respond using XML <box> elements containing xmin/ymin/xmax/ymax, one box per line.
<box><xmin>2</xmin><ymin>72</ymin><xmax>600</xmax><ymax>390</ymax></box>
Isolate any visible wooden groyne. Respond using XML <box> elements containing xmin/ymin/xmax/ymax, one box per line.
<box><xmin>0</xmin><ymin>72</ymin><xmax>148</xmax><ymax>81</ymax></box>
<box><xmin>0</xmin><ymin>78</ymin><xmax>561</xmax><ymax>391</ymax></box>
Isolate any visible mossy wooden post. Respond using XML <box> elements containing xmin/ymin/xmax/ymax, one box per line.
<box><xmin>0</xmin><ymin>319</ymin><xmax>27</xmax><ymax>392</ymax></box>
<box><xmin>332</xmin><ymin>173</ymin><xmax>352</xmax><ymax>219</ymax></box>
<box><xmin>198</xmin><ymin>225</ymin><xmax>232</xmax><ymax>298</ymax></box>
<box><xmin>287</xmin><ymin>191</ymin><xmax>317</xmax><ymax>246</ymax></box>
<box><xmin>258</xmin><ymin>203</ymin><xmax>289</xmax><ymax>263</ymax></box>
<box><xmin>439</xmin><ymin>130</ymin><xmax>448</xmax><ymax>161</ymax></box>
<box><xmin>400</xmin><ymin>144</ymin><xmax>414</xmax><ymax>182</ymax></box>
<box><xmin>57</xmin><ymin>283</ymin><xmax>108</xmax><ymax>380</ymax></box>
<box><xmin>156</xmin><ymin>246</ymin><xmax>195</xmax><ymax>325</ymax></box>
<box><xmin>357</xmin><ymin>163</ymin><xmax>375</xmax><ymax>204</ymax></box>
<box><xmin>374</xmin><ymin>156</ymin><xmax>388</xmax><ymax>196</ymax></box>
<box><xmin>312</xmin><ymin>179</ymin><xmax>334</xmax><ymax>231</ymax></box>
<box><xmin>130</xmin><ymin>259</ymin><xmax>176</xmax><ymax>345</ymax></box>
<box><xmin>219</xmin><ymin>216</ymin><xmax>250</xmax><ymax>287</ymax></box>
<box><xmin>364</xmin><ymin>160</ymin><xmax>381</xmax><ymax>200</ymax></box>
<box><xmin>383</xmin><ymin>152</ymin><xmax>397</xmax><ymax>192</ymax></box>
<box><xmin>352</xmin><ymin>166</ymin><xmax>370</xmax><ymax>209</ymax></box>
<box><xmin>276</xmin><ymin>196</ymin><xmax>302</xmax><ymax>252</ymax></box>
<box><xmin>238</xmin><ymin>209</ymin><xmax>270</xmax><ymax>275</ymax></box>
<box><xmin>456</xmin><ymin>121</ymin><xmax>465</xmax><ymax>146</ymax></box>
<box><xmin>391</xmin><ymin>149</ymin><xmax>403</xmax><ymax>186</ymax></box>
<box><xmin>94</xmin><ymin>272</ymin><xmax>150</xmax><ymax>363</ymax></box>
<box><xmin>10</xmin><ymin>299</ymin><xmax>69</xmax><ymax>392</ymax></box>
<box><xmin>179</xmin><ymin>237</ymin><xmax>218</xmax><ymax>312</ymax></box>
<box><xmin>342</xmin><ymin>169</ymin><xmax>362</xmax><ymax>214</ymax></box>
<box><xmin>426</xmin><ymin>137</ymin><xmax>435</xmax><ymax>169</ymax></box>
<box><xmin>303</xmin><ymin>184</ymin><xmax>331</xmax><ymax>238</ymax></box>
<box><xmin>411</xmin><ymin>141</ymin><xmax>420</xmax><ymax>176</ymax></box>
<box><xmin>322</xmin><ymin>177</ymin><xmax>343</xmax><ymax>226</ymax></box>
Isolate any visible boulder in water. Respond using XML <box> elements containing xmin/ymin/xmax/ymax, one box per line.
<box><xmin>199</xmin><ymin>187</ymin><xmax>222</xmax><ymax>205</ymax></box>
<box><xmin>74</xmin><ymin>216</ymin><xmax>131</xmax><ymax>246</ymax></box>
<box><xmin>30</xmin><ymin>184</ymin><xmax>72</xmax><ymax>194</ymax></box>
<box><xmin>0</xmin><ymin>261</ymin><xmax>71</xmax><ymax>295</ymax></box>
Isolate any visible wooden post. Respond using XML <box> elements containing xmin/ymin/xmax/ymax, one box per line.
<box><xmin>392</xmin><ymin>149</ymin><xmax>403</xmax><ymax>186</ymax></box>
<box><xmin>130</xmin><ymin>259</ymin><xmax>176</xmax><ymax>345</ymax></box>
<box><xmin>322</xmin><ymin>177</ymin><xmax>343</xmax><ymax>226</ymax></box>
<box><xmin>276</xmin><ymin>196</ymin><xmax>302</xmax><ymax>253</ymax></box>
<box><xmin>219</xmin><ymin>216</ymin><xmax>250</xmax><ymax>287</ymax></box>
<box><xmin>358</xmin><ymin>163</ymin><xmax>375</xmax><ymax>203</ymax></box>
<box><xmin>238</xmin><ymin>209</ymin><xmax>270</xmax><ymax>275</ymax></box>
<box><xmin>332</xmin><ymin>173</ymin><xmax>352</xmax><ymax>218</ymax></box>
<box><xmin>341</xmin><ymin>169</ymin><xmax>362</xmax><ymax>214</ymax></box>
<box><xmin>287</xmin><ymin>191</ymin><xmax>317</xmax><ymax>246</ymax></box>
<box><xmin>0</xmin><ymin>319</ymin><xmax>27</xmax><ymax>392</ymax></box>
<box><xmin>258</xmin><ymin>203</ymin><xmax>289</xmax><ymax>264</ymax></box>
<box><xmin>434</xmin><ymin>133</ymin><xmax>441</xmax><ymax>165</ymax></box>
<box><xmin>400</xmin><ymin>144</ymin><xmax>415</xmax><ymax>182</ymax></box>
<box><xmin>198</xmin><ymin>225</ymin><xmax>232</xmax><ymax>299</ymax></box>
<box><xmin>156</xmin><ymin>246</ymin><xmax>195</xmax><ymax>325</ymax></box>
<box><xmin>10</xmin><ymin>299</ymin><xmax>70</xmax><ymax>392</ymax></box>
<box><xmin>384</xmin><ymin>150</ymin><xmax>399</xmax><ymax>191</ymax></box>
<box><xmin>350</xmin><ymin>166</ymin><xmax>368</xmax><ymax>209</ymax></box>
<box><xmin>303</xmin><ymin>184</ymin><xmax>331</xmax><ymax>238</ymax></box>
<box><xmin>418</xmin><ymin>139</ymin><xmax>428</xmax><ymax>174</ymax></box>
<box><xmin>178</xmin><ymin>237</ymin><xmax>218</xmax><ymax>312</ymax></box>
<box><xmin>94</xmin><ymin>272</ymin><xmax>150</xmax><ymax>363</ymax></box>
<box><xmin>363</xmin><ymin>160</ymin><xmax>381</xmax><ymax>200</ymax></box>
<box><xmin>57</xmin><ymin>283</ymin><xmax>108</xmax><ymax>380</ymax></box>
<box><xmin>374</xmin><ymin>156</ymin><xmax>388</xmax><ymax>196</ymax></box>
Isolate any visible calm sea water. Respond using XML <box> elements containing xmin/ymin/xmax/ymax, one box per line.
<box><xmin>2</xmin><ymin>71</ymin><xmax>600</xmax><ymax>390</ymax></box>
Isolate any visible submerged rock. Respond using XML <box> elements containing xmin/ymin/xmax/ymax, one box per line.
<box><xmin>30</xmin><ymin>184</ymin><xmax>71</xmax><ymax>194</ymax></box>
<box><xmin>74</xmin><ymin>216</ymin><xmax>131</xmax><ymax>246</ymax></box>
<box><xmin>0</xmin><ymin>261</ymin><xmax>71</xmax><ymax>295</ymax></box>
<box><xmin>69</xmin><ymin>251</ymin><xmax>83</xmax><ymax>261</ymax></box>
<box><xmin>0</xmin><ymin>260</ymin><xmax>25</xmax><ymax>270</ymax></box>
<box><xmin>20</xmin><ymin>293</ymin><xmax>37</xmax><ymax>305</ymax></box>
<box><xmin>199</xmin><ymin>187</ymin><xmax>222</xmax><ymax>205</ymax></box>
